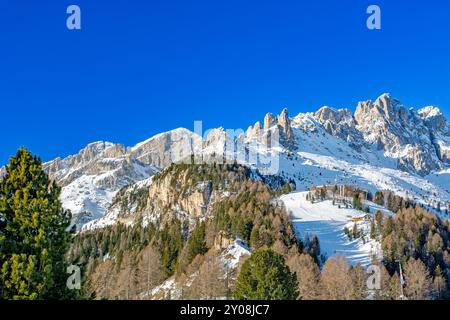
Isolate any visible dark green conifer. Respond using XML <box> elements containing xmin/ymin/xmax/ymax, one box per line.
<box><xmin>0</xmin><ymin>148</ymin><xmax>73</xmax><ymax>299</ymax></box>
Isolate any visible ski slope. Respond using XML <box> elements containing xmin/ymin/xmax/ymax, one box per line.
<box><xmin>280</xmin><ymin>191</ymin><xmax>383</xmax><ymax>266</ymax></box>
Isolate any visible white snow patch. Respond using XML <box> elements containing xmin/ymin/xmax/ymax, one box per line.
<box><xmin>221</xmin><ymin>239</ymin><xmax>251</xmax><ymax>269</ymax></box>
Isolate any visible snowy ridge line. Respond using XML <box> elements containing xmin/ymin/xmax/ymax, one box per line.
<box><xmin>31</xmin><ymin>94</ymin><xmax>449</xmax><ymax>229</ymax></box>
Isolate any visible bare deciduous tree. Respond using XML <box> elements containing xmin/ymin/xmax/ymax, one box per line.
<box><xmin>404</xmin><ymin>258</ymin><xmax>432</xmax><ymax>300</ymax></box>
<box><xmin>349</xmin><ymin>263</ymin><xmax>367</xmax><ymax>299</ymax></box>
<box><xmin>286</xmin><ymin>253</ymin><xmax>320</xmax><ymax>300</ymax></box>
<box><xmin>138</xmin><ymin>245</ymin><xmax>165</xmax><ymax>299</ymax></box>
<box><xmin>184</xmin><ymin>252</ymin><xmax>228</xmax><ymax>299</ymax></box>
<box><xmin>320</xmin><ymin>255</ymin><xmax>353</xmax><ymax>300</ymax></box>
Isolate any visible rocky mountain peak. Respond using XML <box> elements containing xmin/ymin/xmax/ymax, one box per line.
<box><xmin>312</xmin><ymin>106</ymin><xmax>360</xmax><ymax>147</ymax></box>
<box><xmin>129</xmin><ymin>128</ymin><xmax>200</xmax><ymax>169</ymax></box>
<box><xmin>315</xmin><ymin>106</ymin><xmax>354</xmax><ymax>124</ymax></box>
<box><xmin>246</xmin><ymin>121</ymin><xmax>261</xmax><ymax>140</ymax></box>
<box><xmin>357</xmin><ymin>94</ymin><xmax>411</xmax><ymax>126</ymax></box>
<box><xmin>299</xmin><ymin>94</ymin><xmax>450</xmax><ymax>175</ymax></box>
<box><xmin>263</xmin><ymin>112</ymin><xmax>276</xmax><ymax>130</ymax></box>
<box><xmin>419</xmin><ymin>106</ymin><xmax>448</xmax><ymax>131</ymax></box>
<box><xmin>315</xmin><ymin>106</ymin><xmax>339</xmax><ymax>122</ymax></box>
<box><xmin>352</xmin><ymin>94</ymin><xmax>450</xmax><ymax>174</ymax></box>
<box><xmin>355</xmin><ymin>94</ymin><xmax>400</xmax><ymax>123</ymax></box>
<box><xmin>277</xmin><ymin>108</ymin><xmax>290</xmax><ymax>127</ymax></box>
<box><xmin>277</xmin><ymin>108</ymin><xmax>296</xmax><ymax>146</ymax></box>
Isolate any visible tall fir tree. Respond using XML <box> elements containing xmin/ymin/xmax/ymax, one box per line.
<box><xmin>186</xmin><ymin>221</ymin><xmax>208</xmax><ymax>263</ymax></box>
<box><xmin>234</xmin><ymin>249</ymin><xmax>298</xmax><ymax>300</ymax></box>
<box><xmin>374</xmin><ymin>191</ymin><xmax>384</xmax><ymax>206</ymax></box>
<box><xmin>0</xmin><ymin>148</ymin><xmax>73</xmax><ymax>299</ymax></box>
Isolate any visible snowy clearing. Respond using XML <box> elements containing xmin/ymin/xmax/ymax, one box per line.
<box><xmin>280</xmin><ymin>191</ymin><xmax>382</xmax><ymax>266</ymax></box>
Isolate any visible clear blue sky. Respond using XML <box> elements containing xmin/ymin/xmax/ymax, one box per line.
<box><xmin>1</xmin><ymin>0</ymin><xmax>449</xmax><ymax>165</ymax></box>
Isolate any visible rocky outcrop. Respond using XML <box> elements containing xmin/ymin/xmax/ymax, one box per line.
<box><xmin>0</xmin><ymin>166</ymin><xmax>6</xmax><ymax>180</ymax></box>
<box><xmin>246</xmin><ymin>122</ymin><xmax>261</xmax><ymax>140</ymax></box>
<box><xmin>315</xmin><ymin>107</ymin><xmax>355</xmax><ymax>126</ymax></box>
<box><xmin>45</xmin><ymin>141</ymin><xmax>118</xmax><ymax>186</ymax></box>
<box><xmin>129</xmin><ymin>128</ymin><xmax>200</xmax><ymax>169</ymax></box>
<box><xmin>419</xmin><ymin>107</ymin><xmax>450</xmax><ymax>164</ymax></box>
<box><xmin>277</xmin><ymin>108</ymin><xmax>295</xmax><ymax>145</ymax></box>
<box><xmin>314</xmin><ymin>106</ymin><xmax>362</xmax><ymax>147</ymax></box>
<box><xmin>42</xmin><ymin>132</ymin><xmax>184</xmax><ymax>227</ymax></box>
<box><xmin>127</xmin><ymin>164</ymin><xmax>252</xmax><ymax>230</ymax></box>
<box><xmin>353</xmin><ymin>94</ymin><xmax>442</xmax><ymax>174</ymax></box>
<box><xmin>243</xmin><ymin>109</ymin><xmax>297</xmax><ymax>150</ymax></box>
<box><xmin>264</xmin><ymin>113</ymin><xmax>276</xmax><ymax>130</ymax></box>
<box><xmin>145</xmin><ymin>171</ymin><xmax>214</xmax><ymax>225</ymax></box>
<box><xmin>309</xmin><ymin>93</ymin><xmax>449</xmax><ymax>175</ymax></box>
<box><xmin>245</xmin><ymin>109</ymin><xmax>296</xmax><ymax>148</ymax></box>
<box><xmin>419</xmin><ymin>106</ymin><xmax>448</xmax><ymax>131</ymax></box>
<box><xmin>44</xmin><ymin>141</ymin><xmax>157</xmax><ymax>190</ymax></box>
<box><xmin>214</xmin><ymin>231</ymin><xmax>235</xmax><ymax>250</ymax></box>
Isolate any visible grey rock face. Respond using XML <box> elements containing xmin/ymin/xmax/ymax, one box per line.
<box><xmin>246</xmin><ymin>121</ymin><xmax>261</xmax><ymax>140</ymax></box>
<box><xmin>309</xmin><ymin>94</ymin><xmax>449</xmax><ymax>175</ymax></box>
<box><xmin>314</xmin><ymin>106</ymin><xmax>363</xmax><ymax>147</ymax></box>
<box><xmin>419</xmin><ymin>107</ymin><xmax>450</xmax><ymax>164</ymax></box>
<box><xmin>277</xmin><ymin>109</ymin><xmax>294</xmax><ymax>140</ymax></box>
<box><xmin>44</xmin><ymin>141</ymin><xmax>124</xmax><ymax>187</ymax></box>
<box><xmin>43</xmin><ymin>129</ymin><xmax>195</xmax><ymax>227</ymax></box>
<box><xmin>130</xmin><ymin>128</ymin><xmax>200</xmax><ymax>169</ymax></box>
<box><xmin>0</xmin><ymin>166</ymin><xmax>6</xmax><ymax>180</ymax></box>
<box><xmin>353</xmin><ymin>94</ymin><xmax>444</xmax><ymax>174</ymax></box>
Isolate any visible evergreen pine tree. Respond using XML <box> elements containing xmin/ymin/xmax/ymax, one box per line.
<box><xmin>352</xmin><ymin>194</ymin><xmax>362</xmax><ymax>210</ymax></box>
<box><xmin>374</xmin><ymin>191</ymin><xmax>384</xmax><ymax>206</ymax></box>
<box><xmin>234</xmin><ymin>249</ymin><xmax>298</xmax><ymax>300</ymax></box>
<box><xmin>387</xmin><ymin>193</ymin><xmax>396</xmax><ymax>212</ymax></box>
<box><xmin>352</xmin><ymin>223</ymin><xmax>360</xmax><ymax>239</ymax></box>
<box><xmin>186</xmin><ymin>221</ymin><xmax>208</xmax><ymax>263</ymax></box>
<box><xmin>370</xmin><ymin>221</ymin><xmax>377</xmax><ymax>240</ymax></box>
<box><xmin>281</xmin><ymin>183</ymin><xmax>292</xmax><ymax>194</ymax></box>
<box><xmin>0</xmin><ymin>148</ymin><xmax>73</xmax><ymax>299</ymax></box>
<box><xmin>432</xmin><ymin>265</ymin><xmax>447</xmax><ymax>300</ymax></box>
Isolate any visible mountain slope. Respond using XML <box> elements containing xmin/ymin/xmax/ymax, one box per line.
<box><xmin>43</xmin><ymin>142</ymin><xmax>159</xmax><ymax>228</ymax></box>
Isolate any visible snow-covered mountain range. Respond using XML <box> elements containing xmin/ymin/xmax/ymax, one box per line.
<box><xmin>40</xmin><ymin>94</ymin><xmax>450</xmax><ymax>229</ymax></box>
